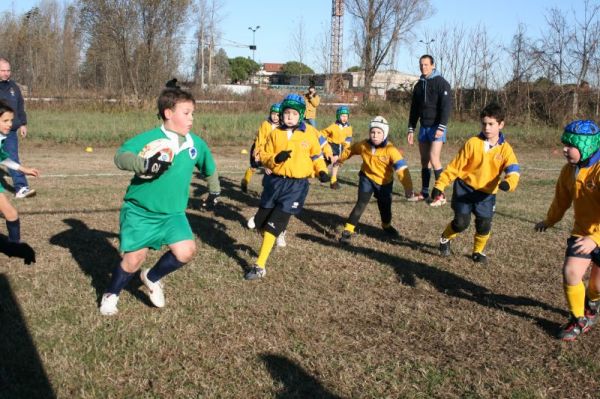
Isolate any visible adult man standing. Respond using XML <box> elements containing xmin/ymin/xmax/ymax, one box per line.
<box><xmin>0</xmin><ymin>58</ymin><xmax>35</xmax><ymax>198</ymax></box>
<box><xmin>304</xmin><ymin>85</ymin><xmax>320</xmax><ymax>127</ymax></box>
<box><xmin>407</xmin><ymin>54</ymin><xmax>452</xmax><ymax>202</ymax></box>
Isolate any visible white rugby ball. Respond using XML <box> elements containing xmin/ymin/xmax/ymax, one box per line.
<box><xmin>137</xmin><ymin>138</ymin><xmax>175</xmax><ymax>179</ymax></box>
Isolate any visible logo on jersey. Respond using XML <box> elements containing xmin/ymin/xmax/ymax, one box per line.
<box><xmin>494</xmin><ymin>154</ymin><xmax>504</xmax><ymax>162</ymax></box>
<box><xmin>379</xmin><ymin>156</ymin><xmax>389</xmax><ymax>163</ymax></box>
<box><xmin>9</xmin><ymin>88</ymin><xmax>15</xmax><ymax>97</ymax></box>
<box><xmin>301</xmin><ymin>141</ymin><xmax>310</xmax><ymax>149</ymax></box>
<box><xmin>292</xmin><ymin>202</ymin><xmax>299</xmax><ymax>209</ymax></box>
<box><xmin>189</xmin><ymin>147</ymin><xmax>197</xmax><ymax>159</ymax></box>
<box><xmin>585</xmin><ymin>179</ymin><xmax>597</xmax><ymax>190</ymax></box>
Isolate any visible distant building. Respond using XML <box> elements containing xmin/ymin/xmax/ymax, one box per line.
<box><xmin>254</xmin><ymin>63</ymin><xmax>284</xmax><ymax>84</ymax></box>
<box><xmin>348</xmin><ymin>70</ymin><xmax>419</xmax><ymax>98</ymax></box>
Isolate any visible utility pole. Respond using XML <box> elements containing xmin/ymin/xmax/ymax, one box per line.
<box><xmin>248</xmin><ymin>25</ymin><xmax>260</xmax><ymax>61</ymax></box>
<box><xmin>330</xmin><ymin>0</ymin><xmax>344</xmax><ymax>94</ymax></box>
<box><xmin>419</xmin><ymin>38</ymin><xmax>435</xmax><ymax>54</ymax></box>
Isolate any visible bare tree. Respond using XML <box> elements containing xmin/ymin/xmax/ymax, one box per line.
<box><xmin>311</xmin><ymin>22</ymin><xmax>332</xmax><ymax>74</ymax></box>
<box><xmin>346</xmin><ymin>0</ymin><xmax>431</xmax><ymax>99</ymax></box>
<box><xmin>193</xmin><ymin>0</ymin><xmax>223</xmax><ymax>88</ymax></box>
<box><xmin>291</xmin><ymin>16</ymin><xmax>307</xmax><ymax>66</ymax></box>
<box><xmin>540</xmin><ymin>8</ymin><xmax>571</xmax><ymax>85</ymax></box>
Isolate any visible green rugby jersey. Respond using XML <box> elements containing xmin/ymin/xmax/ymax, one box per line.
<box><xmin>117</xmin><ymin>126</ymin><xmax>216</xmax><ymax>214</ymax></box>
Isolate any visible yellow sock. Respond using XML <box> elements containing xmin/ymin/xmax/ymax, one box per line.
<box><xmin>243</xmin><ymin>168</ymin><xmax>254</xmax><ymax>185</ymax></box>
<box><xmin>331</xmin><ymin>175</ymin><xmax>337</xmax><ymax>184</ymax></box>
<box><xmin>344</xmin><ymin>223</ymin><xmax>355</xmax><ymax>233</ymax></box>
<box><xmin>442</xmin><ymin>223</ymin><xmax>458</xmax><ymax>240</ymax></box>
<box><xmin>473</xmin><ymin>233</ymin><xmax>490</xmax><ymax>254</ymax></box>
<box><xmin>588</xmin><ymin>285</ymin><xmax>600</xmax><ymax>302</ymax></box>
<box><xmin>255</xmin><ymin>231</ymin><xmax>276</xmax><ymax>268</ymax></box>
<box><xmin>565</xmin><ymin>282</ymin><xmax>586</xmax><ymax>318</ymax></box>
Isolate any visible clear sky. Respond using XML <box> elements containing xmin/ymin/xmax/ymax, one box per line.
<box><xmin>3</xmin><ymin>0</ymin><xmax>582</xmax><ymax>75</ymax></box>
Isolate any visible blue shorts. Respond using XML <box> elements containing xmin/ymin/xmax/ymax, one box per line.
<box><xmin>358</xmin><ymin>172</ymin><xmax>393</xmax><ymax>200</ymax></box>
<box><xmin>565</xmin><ymin>236</ymin><xmax>600</xmax><ymax>263</ymax></box>
<box><xmin>451</xmin><ymin>179</ymin><xmax>495</xmax><ymax>219</ymax></box>
<box><xmin>259</xmin><ymin>174</ymin><xmax>309</xmax><ymax>215</ymax></box>
<box><xmin>418</xmin><ymin>125</ymin><xmax>446</xmax><ymax>143</ymax></box>
<box><xmin>329</xmin><ymin>142</ymin><xmax>344</xmax><ymax>156</ymax></box>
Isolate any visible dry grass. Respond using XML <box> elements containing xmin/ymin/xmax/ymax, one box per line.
<box><xmin>1</xmin><ymin>141</ymin><xmax>599</xmax><ymax>399</ymax></box>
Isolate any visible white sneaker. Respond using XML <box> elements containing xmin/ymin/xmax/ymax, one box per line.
<box><xmin>429</xmin><ymin>194</ymin><xmax>447</xmax><ymax>207</ymax></box>
<box><xmin>140</xmin><ymin>269</ymin><xmax>165</xmax><ymax>308</ymax></box>
<box><xmin>15</xmin><ymin>187</ymin><xmax>36</xmax><ymax>199</ymax></box>
<box><xmin>276</xmin><ymin>231</ymin><xmax>287</xmax><ymax>247</ymax></box>
<box><xmin>100</xmin><ymin>293</ymin><xmax>119</xmax><ymax>316</ymax></box>
<box><xmin>247</xmin><ymin>216</ymin><xmax>256</xmax><ymax>229</ymax></box>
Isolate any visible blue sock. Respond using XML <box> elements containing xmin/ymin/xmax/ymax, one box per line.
<box><xmin>6</xmin><ymin>219</ymin><xmax>20</xmax><ymax>243</ymax></box>
<box><xmin>106</xmin><ymin>265</ymin><xmax>134</xmax><ymax>295</ymax></box>
<box><xmin>421</xmin><ymin>168</ymin><xmax>431</xmax><ymax>196</ymax></box>
<box><xmin>147</xmin><ymin>251</ymin><xmax>185</xmax><ymax>282</ymax></box>
<box><xmin>434</xmin><ymin>168</ymin><xmax>443</xmax><ymax>181</ymax></box>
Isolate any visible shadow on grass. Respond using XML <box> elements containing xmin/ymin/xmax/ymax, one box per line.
<box><xmin>49</xmin><ymin>218</ymin><xmax>148</xmax><ymax>305</ymax></box>
<box><xmin>0</xmin><ymin>235</ymin><xmax>36</xmax><ymax>265</ymax></box>
<box><xmin>260</xmin><ymin>353</ymin><xmax>344</xmax><ymax>399</ymax></box>
<box><xmin>298</xmin><ymin>232</ymin><xmax>567</xmax><ymax>338</ymax></box>
<box><xmin>0</xmin><ymin>274</ymin><xmax>56</xmax><ymax>398</ymax></box>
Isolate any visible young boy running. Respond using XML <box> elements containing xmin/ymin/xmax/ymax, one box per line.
<box><xmin>241</xmin><ymin>103</ymin><xmax>280</xmax><ymax>193</ymax></box>
<box><xmin>100</xmin><ymin>85</ymin><xmax>220</xmax><ymax>315</ymax></box>
<box><xmin>0</xmin><ymin>100</ymin><xmax>38</xmax><ymax>263</ymax></box>
<box><xmin>535</xmin><ymin>120</ymin><xmax>600</xmax><ymax>341</ymax></box>
<box><xmin>431</xmin><ymin>103</ymin><xmax>519</xmax><ymax>263</ymax></box>
<box><xmin>245</xmin><ymin>93</ymin><xmax>330</xmax><ymax>280</ymax></box>
<box><xmin>320</xmin><ymin>105</ymin><xmax>352</xmax><ymax>189</ymax></box>
<box><xmin>336</xmin><ymin>116</ymin><xmax>413</xmax><ymax>244</ymax></box>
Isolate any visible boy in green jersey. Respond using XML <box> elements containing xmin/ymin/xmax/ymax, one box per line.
<box><xmin>100</xmin><ymin>84</ymin><xmax>220</xmax><ymax>315</ymax></box>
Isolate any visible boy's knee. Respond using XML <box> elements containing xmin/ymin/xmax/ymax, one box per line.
<box><xmin>172</xmin><ymin>242</ymin><xmax>196</xmax><ymax>263</ymax></box>
<box><xmin>121</xmin><ymin>252</ymin><xmax>147</xmax><ymax>272</ymax></box>
<box><xmin>452</xmin><ymin>213</ymin><xmax>471</xmax><ymax>233</ymax></box>
<box><xmin>475</xmin><ymin>217</ymin><xmax>492</xmax><ymax>235</ymax></box>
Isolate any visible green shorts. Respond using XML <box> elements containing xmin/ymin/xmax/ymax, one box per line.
<box><xmin>119</xmin><ymin>201</ymin><xmax>193</xmax><ymax>252</ymax></box>
<box><xmin>0</xmin><ymin>185</ymin><xmax>4</xmax><ymax>194</ymax></box>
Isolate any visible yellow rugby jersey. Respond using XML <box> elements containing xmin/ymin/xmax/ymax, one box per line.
<box><xmin>338</xmin><ymin>139</ymin><xmax>413</xmax><ymax>189</ymax></box>
<box><xmin>306</xmin><ymin>123</ymin><xmax>333</xmax><ymax>159</ymax></box>
<box><xmin>434</xmin><ymin>133</ymin><xmax>520</xmax><ymax>194</ymax></box>
<box><xmin>321</xmin><ymin>122</ymin><xmax>353</xmax><ymax>147</ymax></box>
<box><xmin>544</xmin><ymin>152</ymin><xmax>600</xmax><ymax>245</ymax></box>
<box><xmin>254</xmin><ymin>119</ymin><xmax>278</xmax><ymax>156</ymax></box>
<box><xmin>260</xmin><ymin>122</ymin><xmax>327</xmax><ymax>178</ymax></box>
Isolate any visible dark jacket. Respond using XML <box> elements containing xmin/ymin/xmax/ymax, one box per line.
<box><xmin>408</xmin><ymin>70</ymin><xmax>451</xmax><ymax>132</ymax></box>
<box><xmin>0</xmin><ymin>80</ymin><xmax>26</xmax><ymax>130</ymax></box>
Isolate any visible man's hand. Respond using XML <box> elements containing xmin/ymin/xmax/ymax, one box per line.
<box><xmin>19</xmin><ymin>125</ymin><xmax>27</xmax><ymax>138</ymax></box>
<box><xmin>407</xmin><ymin>131</ymin><xmax>414</xmax><ymax>146</ymax></box>
<box><xmin>144</xmin><ymin>153</ymin><xmax>171</xmax><ymax>177</ymax></box>
<box><xmin>573</xmin><ymin>236</ymin><xmax>597</xmax><ymax>255</ymax></box>
<box><xmin>274</xmin><ymin>150</ymin><xmax>292</xmax><ymax>164</ymax></box>
<box><xmin>534</xmin><ymin>221</ymin><xmax>548</xmax><ymax>232</ymax></box>
<box><xmin>434</xmin><ymin>129</ymin><xmax>444</xmax><ymax>139</ymax></box>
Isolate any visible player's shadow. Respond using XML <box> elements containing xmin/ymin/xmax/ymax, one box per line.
<box><xmin>298</xmin><ymin>233</ymin><xmax>567</xmax><ymax>337</ymax></box>
<box><xmin>186</xmin><ymin>211</ymin><xmax>256</xmax><ymax>272</ymax></box>
<box><xmin>49</xmin><ymin>218</ymin><xmax>147</xmax><ymax>305</ymax></box>
<box><xmin>260</xmin><ymin>353</ymin><xmax>344</xmax><ymax>399</ymax></box>
<box><xmin>297</xmin><ymin>204</ymin><xmax>436</xmax><ymax>253</ymax></box>
<box><xmin>0</xmin><ymin>234</ymin><xmax>36</xmax><ymax>265</ymax></box>
<box><xmin>0</xmin><ymin>274</ymin><xmax>56</xmax><ymax>398</ymax></box>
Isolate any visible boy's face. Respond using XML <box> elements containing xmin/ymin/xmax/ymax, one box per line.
<box><xmin>480</xmin><ymin>116</ymin><xmax>504</xmax><ymax>141</ymax></box>
<box><xmin>419</xmin><ymin>57</ymin><xmax>434</xmax><ymax>76</ymax></box>
<box><xmin>282</xmin><ymin>108</ymin><xmax>300</xmax><ymax>127</ymax></box>
<box><xmin>164</xmin><ymin>100</ymin><xmax>195</xmax><ymax>135</ymax></box>
<box><xmin>563</xmin><ymin>144</ymin><xmax>581</xmax><ymax>164</ymax></box>
<box><xmin>369</xmin><ymin>128</ymin><xmax>385</xmax><ymax>145</ymax></box>
<box><xmin>270</xmin><ymin>112</ymin><xmax>279</xmax><ymax>124</ymax></box>
<box><xmin>339</xmin><ymin>114</ymin><xmax>348</xmax><ymax>124</ymax></box>
<box><xmin>0</xmin><ymin>111</ymin><xmax>14</xmax><ymax>135</ymax></box>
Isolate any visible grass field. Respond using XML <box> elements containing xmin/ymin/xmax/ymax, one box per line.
<box><xmin>1</xmin><ymin>139</ymin><xmax>599</xmax><ymax>399</ymax></box>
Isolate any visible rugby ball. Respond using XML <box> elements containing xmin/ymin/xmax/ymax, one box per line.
<box><xmin>137</xmin><ymin>138</ymin><xmax>175</xmax><ymax>179</ymax></box>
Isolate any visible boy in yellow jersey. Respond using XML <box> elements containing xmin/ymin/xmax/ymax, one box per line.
<box><xmin>336</xmin><ymin>116</ymin><xmax>413</xmax><ymax>244</ymax></box>
<box><xmin>431</xmin><ymin>103</ymin><xmax>519</xmax><ymax>264</ymax></box>
<box><xmin>321</xmin><ymin>105</ymin><xmax>352</xmax><ymax>189</ymax></box>
<box><xmin>241</xmin><ymin>103</ymin><xmax>280</xmax><ymax>193</ymax></box>
<box><xmin>535</xmin><ymin>120</ymin><xmax>600</xmax><ymax>341</ymax></box>
<box><xmin>244</xmin><ymin>94</ymin><xmax>330</xmax><ymax>280</ymax></box>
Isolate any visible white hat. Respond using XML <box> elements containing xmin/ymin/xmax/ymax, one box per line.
<box><xmin>369</xmin><ymin>116</ymin><xmax>389</xmax><ymax>140</ymax></box>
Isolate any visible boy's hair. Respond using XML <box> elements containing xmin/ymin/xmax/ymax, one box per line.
<box><xmin>157</xmin><ymin>87</ymin><xmax>195</xmax><ymax>120</ymax></box>
<box><xmin>480</xmin><ymin>102</ymin><xmax>505</xmax><ymax>123</ymax></box>
<box><xmin>420</xmin><ymin>54</ymin><xmax>434</xmax><ymax>64</ymax></box>
<box><xmin>0</xmin><ymin>99</ymin><xmax>14</xmax><ymax>116</ymax></box>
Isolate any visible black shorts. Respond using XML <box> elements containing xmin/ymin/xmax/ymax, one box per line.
<box><xmin>358</xmin><ymin>172</ymin><xmax>393</xmax><ymax>200</ymax></box>
<box><xmin>259</xmin><ymin>174</ymin><xmax>309</xmax><ymax>215</ymax></box>
<box><xmin>249</xmin><ymin>143</ymin><xmax>262</xmax><ymax>169</ymax></box>
<box><xmin>565</xmin><ymin>236</ymin><xmax>600</xmax><ymax>264</ymax></box>
<box><xmin>451</xmin><ymin>179</ymin><xmax>495</xmax><ymax>219</ymax></box>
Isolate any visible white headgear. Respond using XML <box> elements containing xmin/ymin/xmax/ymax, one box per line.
<box><xmin>369</xmin><ymin>116</ymin><xmax>389</xmax><ymax>140</ymax></box>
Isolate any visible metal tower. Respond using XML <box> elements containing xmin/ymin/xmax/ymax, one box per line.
<box><xmin>330</xmin><ymin>0</ymin><xmax>344</xmax><ymax>94</ymax></box>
